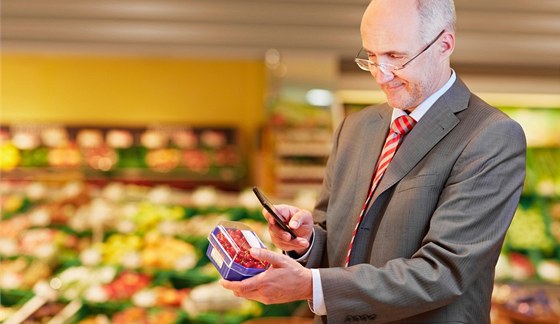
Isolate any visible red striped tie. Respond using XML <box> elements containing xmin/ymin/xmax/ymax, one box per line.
<box><xmin>344</xmin><ymin>115</ymin><xmax>416</xmax><ymax>267</ymax></box>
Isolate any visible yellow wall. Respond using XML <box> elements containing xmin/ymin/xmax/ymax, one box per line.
<box><xmin>1</xmin><ymin>53</ymin><xmax>266</xmax><ymax>144</ymax></box>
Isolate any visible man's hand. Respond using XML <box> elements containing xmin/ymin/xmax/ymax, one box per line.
<box><xmin>220</xmin><ymin>248</ymin><xmax>313</xmax><ymax>304</ymax></box>
<box><xmin>263</xmin><ymin>204</ymin><xmax>313</xmax><ymax>255</ymax></box>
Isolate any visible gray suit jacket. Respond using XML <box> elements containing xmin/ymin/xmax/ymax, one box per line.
<box><xmin>306</xmin><ymin>77</ymin><xmax>526</xmax><ymax>323</ymax></box>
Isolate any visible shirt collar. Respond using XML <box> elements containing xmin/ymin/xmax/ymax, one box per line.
<box><xmin>391</xmin><ymin>69</ymin><xmax>456</xmax><ymax>122</ymax></box>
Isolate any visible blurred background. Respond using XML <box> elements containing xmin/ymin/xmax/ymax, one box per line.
<box><xmin>1</xmin><ymin>0</ymin><xmax>560</xmax><ymax>323</ymax></box>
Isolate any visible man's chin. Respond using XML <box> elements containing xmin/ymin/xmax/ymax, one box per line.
<box><xmin>383</xmin><ymin>91</ymin><xmax>401</xmax><ymax>106</ymax></box>
<box><xmin>386</xmin><ymin>97</ymin><xmax>403</xmax><ymax>109</ymax></box>
<box><xmin>385</xmin><ymin>94</ymin><xmax>413</xmax><ymax>110</ymax></box>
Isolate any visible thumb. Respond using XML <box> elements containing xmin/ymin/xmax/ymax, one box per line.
<box><xmin>288</xmin><ymin>210</ymin><xmax>312</xmax><ymax>229</ymax></box>
<box><xmin>250</xmin><ymin>248</ymin><xmax>289</xmax><ymax>268</ymax></box>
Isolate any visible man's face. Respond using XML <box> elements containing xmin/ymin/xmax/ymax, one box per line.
<box><xmin>360</xmin><ymin>1</ymin><xmax>443</xmax><ymax>111</ymax></box>
<box><xmin>371</xmin><ymin>39</ymin><xmax>439</xmax><ymax>111</ymax></box>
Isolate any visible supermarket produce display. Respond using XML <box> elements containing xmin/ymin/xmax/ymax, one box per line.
<box><xmin>491</xmin><ymin>284</ymin><xmax>560</xmax><ymax>323</ymax></box>
<box><xmin>0</xmin><ymin>182</ymin><xmax>303</xmax><ymax>323</ymax></box>
<box><xmin>1</xmin><ymin>103</ymin><xmax>559</xmax><ymax>323</ymax></box>
<box><xmin>495</xmin><ymin>146</ymin><xmax>560</xmax><ymax>284</ymax></box>
<box><xmin>2</xmin><ymin>178</ymin><xmax>559</xmax><ymax>323</ymax></box>
<box><xmin>480</xmin><ymin>107</ymin><xmax>560</xmax><ymax>323</ymax></box>
<box><xmin>0</xmin><ymin>124</ymin><xmax>247</xmax><ymax>191</ymax></box>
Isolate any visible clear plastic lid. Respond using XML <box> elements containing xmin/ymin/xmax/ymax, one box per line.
<box><xmin>211</xmin><ymin>221</ymin><xmax>269</xmax><ymax>270</ymax></box>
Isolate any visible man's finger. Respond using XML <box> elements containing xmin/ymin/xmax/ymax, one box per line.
<box><xmin>250</xmin><ymin>248</ymin><xmax>289</xmax><ymax>267</ymax></box>
<box><xmin>220</xmin><ymin>278</ymin><xmax>258</xmax><ymax>294</ymax></box>
<box><xmin>288</xmin><ymin>216</ymin><xmax>300</xmax><ymax>229</ymax></box>
<box><xmin>219</xmin><ymin>278</ymin><xmax>239</xmax><ymax>291</ymax></box>
<box><xmin>290</xmin><ymin>209</ymin><xmax>313</xmax><ymax>229</ymax></box>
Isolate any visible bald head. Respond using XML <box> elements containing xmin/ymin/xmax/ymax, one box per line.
<box><xmin>362</xmin><ymin>0</ymin><xmax>456</xmax><ymax>44</ymax></box>
<box><xmin>362</xmin><ymin>0</ymin><xmax>417</xmax><ymax>40</ymax></box>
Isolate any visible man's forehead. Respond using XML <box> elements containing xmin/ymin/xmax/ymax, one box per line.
<box><xmin>359</xmin><ymin>0</ymin><xmax>427</xmax><ymax>55</ymax></box>
<box><xmin>361</xmin><ymin>27</ymin><xmax>419</xmax><ymax>54</ymax></box>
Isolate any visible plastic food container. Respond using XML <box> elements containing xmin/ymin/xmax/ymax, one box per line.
<box><xmin>207</xmin><ymin>220</ymin><xmax>270</xmax><ymax>281</ymax></box>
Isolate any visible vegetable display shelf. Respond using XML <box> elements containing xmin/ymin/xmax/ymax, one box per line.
<box><xmin>0</xmin><ymin>182</ymin><xmax>305</xmax><ymax>323</ymax></box>
<box><xmin>495</xmin><ymin>146</ymin><xmax>560</xmax><ymax>286</ymax></box>
<box><xmin>0</xmin><ymin>124</ymin><xmax>247</xmax><ymax>191</ymax></box>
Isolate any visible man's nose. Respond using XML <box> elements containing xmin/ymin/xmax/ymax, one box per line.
<box><xmin>371</xmin><ymin>67</ymin><xmax>395</xmax><ymax>84</ymax></box>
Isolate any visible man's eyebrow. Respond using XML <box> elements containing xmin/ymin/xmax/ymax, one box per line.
<box><xmin>364</xmin><ymin>48</ymin><xmax>407</xmax><ymax>56</ymax></box>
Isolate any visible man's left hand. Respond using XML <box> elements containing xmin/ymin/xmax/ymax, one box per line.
<box><xmin>220</xmin><ymin>248</ymin><xmax>313</xmax><ymax>304</ymax></box>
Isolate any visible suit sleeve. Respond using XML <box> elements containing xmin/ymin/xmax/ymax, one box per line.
<box><xmin>318</xmin><ymin>118</ymin><xmax>526</xmax><ymax>322</ymax></box>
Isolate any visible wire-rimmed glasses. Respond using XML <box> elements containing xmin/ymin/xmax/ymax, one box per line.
<box><xmin>355</xmin><ymin>30</ymin><xmax>445</xmax><ymax>75</ymax></box>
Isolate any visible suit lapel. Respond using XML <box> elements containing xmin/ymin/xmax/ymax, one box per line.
<box><xmin>370</xmin><ymin>78</ymin><xmax>471</xmax><ymax>203</ymax></box>
<box><xmin>332</xmin><ymin>107</ymin><xmax>390</xmax><ymax>267</ymax></box>
<box><xmin>354</xmin><ymin>107</ymin><xmax>392</xmax><ymax>204</ymax></box>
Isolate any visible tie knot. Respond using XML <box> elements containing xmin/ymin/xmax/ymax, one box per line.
<box><xmin>391</xmin><ymin>115</ymin><xmax>416</xmax><ymax>135</ymax></box>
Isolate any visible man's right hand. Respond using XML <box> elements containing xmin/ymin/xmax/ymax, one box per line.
<box><xmin>262</xmin><ymin>204</ymin><xmax>314</xmax><ymax>255</ymax></box>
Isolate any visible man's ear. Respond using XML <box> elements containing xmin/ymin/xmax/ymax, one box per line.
<box><xmin>439</xmin><ymin>31</ymin><xmax>455</xmax><ymax>59</ymax></box>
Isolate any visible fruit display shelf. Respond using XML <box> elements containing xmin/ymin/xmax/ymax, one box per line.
<box><xmin>496</xmin><ymin>195</ymin><xmax>560</xmax><ymax>285</ymax></box>
<box><xmin>491</xmin><ymin>283</ymin><xmax>560</xmax><ymax>324</ymax></box>
<box><xmin>0</xmin><ymin>181</ymin><xmax>304</xmax><ymax>324</ymax></box>
<box><xmin>0</xmin><ymin>124</ymin><xmax>247</xmax><ymax>191</ymax></box>
<box><xmin>523</xmin><ymin>147</ymin><xmax>560</xmax><ymax>198</ymax></box>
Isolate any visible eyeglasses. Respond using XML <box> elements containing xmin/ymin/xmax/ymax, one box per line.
<box><xmin>355</xmin><ymin>30</ymin><xmax>445</xmax><ymax>75</ymax></box>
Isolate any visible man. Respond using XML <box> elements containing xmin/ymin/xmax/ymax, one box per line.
<box><xmin>221</xmin><ymin>0</ymin><xmax>526</xmax><ymax>322</ymax></box>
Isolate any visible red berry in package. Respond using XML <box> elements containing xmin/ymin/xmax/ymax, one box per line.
<box><xmin>207</xmin><ymin>221</ymin><xmax>270</xmax><ymax>281</ymax></box>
